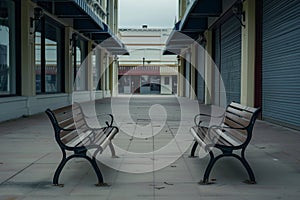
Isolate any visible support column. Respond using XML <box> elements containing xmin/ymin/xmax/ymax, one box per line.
<box><xmin>100</xmin><ymin>51</ymin><xmax>106</xmax><ymax>92</ymax></box>
<box><xmin>87</xmin><ymin>41</ymin><xmax>93</xmax><ymax>91</ymax></box>
<box><xmin>21</xmin><ymin>0</ymin><xmax>35</xmax><ymax>97</ymax></box>
<box><xmin>64</xmin><ymin>27</ymin><xmax>73</xmax><ymax>94</ymax></box>
<box><xmin>105</xmin><ymin>55</ymin><xmax>110</xmax><ymax>97</ymax></box>
<box><xmin>241</xmin><ymin>0</ymin><xmax>256</xmax><ymax>106</ymax></box>
<box><xmin>109</xmin><ymin>56</ymin><xmax>114</xmax><ymax>96</ymax></box>
<box><xmin>95</xmin><ymin>47</ymin><xmax>103</xmax><ymax>99</ymax></box>
<box><xmin>204</xmin><ymin>30</ymin><xmax>213</xmax><ymax>105</ymax></box>
<box><xmin>179</xmin><ymin>0</ymin><xmax>187</xmax><ymax>20</ymax></box>
<box><xmin>178</xmin><ymin>57</ymin><xmax>185</xmax><ymax>97</ymax></box>
<box><xmin>190</xmin><ymin>45</ymin><xmax>196</xmax><ymax>100</ymax></box>
<box><xmin>111</xmin><ymin>57</ymin><xmax>119</xmax><ymax>97</ymax></box>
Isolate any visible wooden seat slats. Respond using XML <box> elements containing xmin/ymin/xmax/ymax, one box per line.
<box><xmin>190</xmin><ymin>102</ymin><xmax>261</xmax><ymax>184</ymax></box>
<box><xmin>45</xmin><ymin>102</ymin><xmax>119</xmax><ymax>186</ymax></box>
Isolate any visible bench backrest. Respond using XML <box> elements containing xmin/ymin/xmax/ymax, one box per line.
<box><xmin>45</xmin><ymin>103</ymin><xmax>90</xmax><ymax>149</ymax></box>
<box><xmin>222</xmin><ymin>102</ymin><xmax>261</xmax><ymax>145</ymax></box>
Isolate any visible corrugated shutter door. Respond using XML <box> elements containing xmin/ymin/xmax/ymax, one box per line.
<box><xmin>220</xmin><ymin>16</ymin><xmax>241</xmax><ymax>104</ymax></box>
<box><xmin>262</xmin><ymin>0</ymin><xmax>300</xmax><ymax>129</ymax></box>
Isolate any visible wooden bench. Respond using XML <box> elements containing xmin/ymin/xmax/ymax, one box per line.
<box><xmin>45</xmin><ymin>102</ymin><xmax>119</xmax><ymax>186</ymax></box>
<box><xmin>190</xmin><ymin>102</ymin><xmax>261</xmax><ymax>184</ymax></box>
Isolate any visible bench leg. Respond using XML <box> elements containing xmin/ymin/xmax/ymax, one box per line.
<box><xmin>200</xmin><ymin>151</ymin><xmax>224</xmax><ymax>184</ymax></box>
<box><xmin>190</xmin><ymin>141</ymin><xmax>198</xmax><ymax>157</ymax></box>
<box><xmin>232</xmin><ymin>151</ymin><xmax>256</xmax><ymax>184</ymax></box>
<box><xmin>85</xmin><ymin>156</ymin><xmax>106</xmax><ymax>186</ymax></box>
<box><xmin>109</xmin><ymin>143</ymin><xmax>118</xmax><ymax>158</ymax></box>
<box><xmin>53</xmin><ymin>155</ymin><xmax>74</xmax><ymax>186</ymax></box>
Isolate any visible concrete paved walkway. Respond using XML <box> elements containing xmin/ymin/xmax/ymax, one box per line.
<box><xmin>0</xmin><ymin>96</ymin><xmax>300</xmax><ymax>200</ymax></box>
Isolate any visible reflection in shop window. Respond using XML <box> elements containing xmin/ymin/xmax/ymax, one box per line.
<box><xmin>35</xmin><ymin>32</ymin><xmax>41</xmax><ymax>93</ymax></box>
<box><xmin>74</xmin><ymin>46</ymin><xmax>86</xmax><ymax>91</ymax></box>
<box><xmin>45</xmin><ymin>37</ymin><xmax>57</xmax><ymax>93</ymax></box>
<box><xmin>92</xmin><ymin>50</ymin><xmax>101</xmax><ymax>90</ymax></box>
<box><xmin>35</xmin><ymin>18</ymin><xmax>63</xmax><ymax>94</ymax></box>
<box><xmin>73</xmin><ymin>37</ymin><xmax>88</xmax><ymax>91</ymax></box>
<box><xmin>0</xmin><ymin>0</ymin><xmax>16</xmax><ymax>96</ymax></box>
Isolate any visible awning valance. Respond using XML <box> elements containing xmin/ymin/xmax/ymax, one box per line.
<box><xmin>164</xmin><ymin>0</ymin><xmax>222</xmax><ymax>55</ymax></box>
<box><xmin>33</xmin><ymin>0</ymin><xmax>129</xmax><ymax>55</ymax></box>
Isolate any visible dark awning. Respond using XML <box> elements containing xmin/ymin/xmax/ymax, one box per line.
<box><xmin>179</xmin><ymin>0</ymin><xmax>222</xmax><ymax>38</ymax></box>
<box><xmin>96</xmin><ymin>24</ymin><xmax>130</xmax><ymax>55</ymax></box>
<box><xmin>33</xmin><ymin>0</ymin><xmax>105</xmax><ymax>30</ymax></box>
<box><xmin>33</xmin><ymin>0</ymin><xmax>129</xmax><ymax>55</ymax></box>
<box><xmin>163</xmin><ymin>21</ymin><xmax>192</xmax><ymax>55</ymax></box>
<box><xmin>164</xmin><ymin>0</ymin><xmax>222</xmax><ymax>55</ymax></box>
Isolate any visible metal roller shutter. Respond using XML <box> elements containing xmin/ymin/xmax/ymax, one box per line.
<box><xmin>213</xmin><ymin>16</ymin><xmax>241</xmax><ymax>105</ymax></box>
<box><xmin>220</xmin><ymin>16</ymin><xmax>241</xmax><ymax>104</ymax></box>
<box><xmin>262</xmin><ymin>0</ymin><xmax>300</xmax><ymax>129</ymax></box>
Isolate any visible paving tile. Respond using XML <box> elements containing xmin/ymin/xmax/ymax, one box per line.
<box><xmin>0</xmin><ymin>96</ymin><xmax>300</xmax><ymax>199</ymax></box>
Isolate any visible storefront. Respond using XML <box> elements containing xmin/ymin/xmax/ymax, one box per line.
<box><xmin>0</xmin><ymin>0</ymin><xmax>128</xmax><ymax>122</ymax></box>
<box><xmin>34</xmin><ymin>15</ymin><xmax>65</xmax><ymax>94</ymax></box>
<box><xmin>0</xmin><ymin>0</ymin><xmax>20</xmax><ymax>96</ymax></box>
<box><xmin>261</xmin><ymin>0</ymin><xmax>300</xmax><ymax>129</ymax></box>
<box><xmin>212</xmin><ymin>14</ymin><xmax>242</xmax><ymax>105</ymax></box>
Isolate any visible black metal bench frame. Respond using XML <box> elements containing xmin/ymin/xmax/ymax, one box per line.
<box><xmin>45</xmin><ymin>102</ymin><xmax>119</xmax><ymax>186</ymax></box>
<box><xmin>190</xmin><ymin>102</ymin><xmax>261</xmax><ymax>184</ymax></box>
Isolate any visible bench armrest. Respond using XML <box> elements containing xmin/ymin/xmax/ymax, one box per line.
<box><xmin>84</xmin><ymin>113</ymin><xmax>114</xmax><ymax>127</ymax></box>
<box><xmin>194</xmin><ymin>113</ymin><xmax>224</xmax><ymax>127</ymax></box>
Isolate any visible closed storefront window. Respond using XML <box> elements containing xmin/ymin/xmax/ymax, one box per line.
<box><xmin>72</xmin><ymin>35</ymin><xmax>88</xmax><ymax>91</ymax></box>
<box><xmin>35</xmin><ymin>16</ymin><xmax>64</xmax><ymax>94</ymax></box>
<box><xmin>0</xmin><ymin>0</ymin><xmax>16</xmax><ymax>96</ymax></box>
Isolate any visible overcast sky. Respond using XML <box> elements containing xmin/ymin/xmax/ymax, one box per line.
<box><xmin>118</xmin><ymin>0</ymin><xmax>179</xmax><ymax>29</ymax></box>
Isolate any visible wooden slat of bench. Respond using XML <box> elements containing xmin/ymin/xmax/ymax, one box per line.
<box><xmin>229</xmin><ymin>102</ymin><xmax>257</xmax><ymax>113</ymax></box>
<box><xmin>92</xmin><ymin>129</ymin><xmax>107</xmax><ymax>145</ymax></box>
<box><xmin>65</xmin><ymin>130</ymin><xmax>93</xmax><ymax>147</ymax></box>
<box><xmin>61</xmin><ymin>130</ymin><xmax>79</xmax><ymax>145</ymax></box>
<box><xmin>53</xmin><ymin>107</ymin><xmax>73</xmax><ymax>121</ymax></box>
<box><xmin>93</xmin><ymin>127</ymin><xmax>118</xmax><ymax>147</ymax></box>
<box><xmin>225</xmin><ymin>112</ymin><xmax>250</xmax><ymax>128</ymax></box>
<box><xmin>52</xmin><ymin>106</ymin><xmax>72</xmax><ymax>115</ymax></box>
<box><xmin>222</xmin><ymin>128</ymin><xmax>247</xmax><ymax>144</ymax></box>
<box><xmin>59</xmin><ymin>118</ymin><xmax>75</xmax><ymax>129</ymax></box>
<box><xmin>226</xmin><ymin>107</ymin><xmax>253</xmax><ymax>120</ymax></box>
<box><xmin>92</xmin><ymin>127</ymin><xmax>114</xmax><ymax>145</ymax></box>
<box><xmin>215</xmin><ymin>129</ymin><xmax>244</xmax><ymax>146</ymax></box>
<box><xmin>60</xmin><ymin>127</ymin><xmax>76</xmax><ymax>138</ymax></box>
<box><xmin>191</xmin><ymin>127</ymin><xmax>210</xmax><ymax>150</ymax></box>
<box><xmin>191</xmin><ymin>126</ymin><xmax>233</xmax><ymax>147</ymax></box>
<box><xmin>74</xmin><ymin>117</ymin><xmax>87</xmax><ymax>129</ymax></box>
<box><xmin>224</xmin><ymin>117</ymin><xmax>244</xmax><ymax>129</ymax></box>
<box><xmin>210</xmin><ymin>129</ymin><xmax>234</xmax><ymax>146</ymax></box>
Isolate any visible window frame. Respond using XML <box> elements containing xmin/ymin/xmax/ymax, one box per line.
<box><xmin>35</xmin><ymin>15</ymin><xmax>65</xmax><ymax>94</ymax></box>
<box><xmin>72</xmin><ymin>34</ymin><xmax>88</xmax><ymax>91</ymax></box>
<box><xmin>0</xmin><ymin>0</ymin><xmax>21</xmax><ymax>97</ymax></box>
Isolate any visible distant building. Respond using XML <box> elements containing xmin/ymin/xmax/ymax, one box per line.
<box><xmin>118</xmin><ymin>28</ymin><xmax>178</xmax><ymax>95</ymax></box>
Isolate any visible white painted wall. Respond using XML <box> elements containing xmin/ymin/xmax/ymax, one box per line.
<box><xmin>0</xmin><ymin>94</ymin><xmax>70</xmax><ymax>122</ymax></box>
<box><xmin>161</xmin><ymin>76</ymin><xmax>172</xmax><ymax>94</ymax></box>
